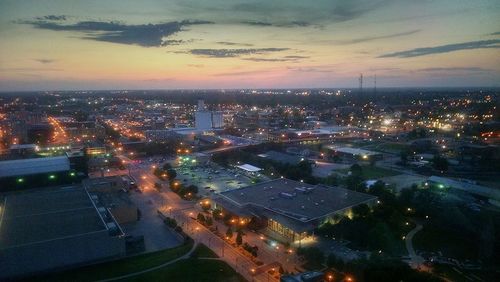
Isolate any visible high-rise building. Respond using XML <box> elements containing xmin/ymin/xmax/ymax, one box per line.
<box><xmin>195</xmin><ymin>100</ymin><xmax>224</xmax><ymax>130</ymax></box>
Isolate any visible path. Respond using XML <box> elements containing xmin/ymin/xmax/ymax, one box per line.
<box><xmin>405</xmin><ymin>221</ymin><xmax>424</xmax><ymax>268</ymax></box>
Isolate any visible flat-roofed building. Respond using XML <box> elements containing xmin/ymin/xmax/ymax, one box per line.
<box><xmin>0</xmin><ymin>186</ymin><xmax>126</xmax><ymax>279</ymax></box>
<box><xmin>213</xmin><ymin>178</ymin><xmax>377</xmax><ymax>244</ymax></box>
<box><xmin>325</xmin><ymin>146</ymin><xmax>383</xmax><ymax>161</ymax></box>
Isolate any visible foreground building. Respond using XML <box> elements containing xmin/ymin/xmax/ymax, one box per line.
<box><xmin>213</xmin><ymin>178</ymin><xmax>377</xmax><ymax>244</ymax></box>
<box><xmin>0</xmin><ymin>186</ymin><xmax>126</xmax><ymax>279</ymax></box>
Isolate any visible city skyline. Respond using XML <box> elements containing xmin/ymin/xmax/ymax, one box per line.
<box><xmin>0</xmin><ymin>0</ymin><xmax>499</xmax><ymax>91</ymax></box>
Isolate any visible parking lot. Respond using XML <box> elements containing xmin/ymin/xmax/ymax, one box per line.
<box><xmin>175</xmin><ymin>163</ymin><xmax>257</xmax><ymax>196</ymax></box>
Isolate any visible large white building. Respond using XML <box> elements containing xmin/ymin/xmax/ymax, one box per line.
<box><xmin>195</xmin><ymin>100</ymin><xmax>224</xmax><ymax>130</ymax></box>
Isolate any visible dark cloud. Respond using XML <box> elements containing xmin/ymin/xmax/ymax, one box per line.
<box><xmin>188</xmin><ymin>48</ymin><xmax>289</xmax><ymax>58</ymax></box>
<box><xmin>241</xmin><ymin>20</ymin><xmax>312</xmax><ymax>27</ymax></box>
<box><xmin>242</xmin><ymin>58</ymin><xmax>289</xmax><ymax>62</ymax></box>
<box><xmin>34</xmin><ymin>58</ymin><xmax>56</xmax><ymax>64</ymax></box>
<box><xmin>379</xmin><ymin>39</ymin><xmax>500</xmax><ymax>58</ymax></box>
<box><xmin>242</xmin><ymin>55</ymin><xmax>309</xmax><ymax>62</ymax></box>
<box><xmin>283</xmin><ymin>55</ymin><xmax>309</xmax><ymax>59</ymax></box>
<box><xmin>490</xmin><ymin>31</ymin><xmax>500</xmax><ymax>36</ymax></box>
<box><xmin>35</xmin><ymin>15</ymin><xmax>67</xmax><ymax>21</ymax></box>
<box><xmin>335</xmin><ymin>29</ymin><xmax>420</xmax><ymax>44</ymax></box>
<box><xmin>216</xmin><ymin>41</ymin><xmax>254</xmax><ymax>47</ymax></box>
<box><xmin>21</xmin><ymin>18</ymin><xmax>212</xmax><ymax>47</ymax></box>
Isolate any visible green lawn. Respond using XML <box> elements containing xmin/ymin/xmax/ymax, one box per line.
<box><xmin>122</xmin><ymin>258</ymin><xmax>247</xmax><ymax>282</ymax></box>
<box><xmin>413</xmin><ymin>225</ymin><xmax>478</xmax><ymax>260</ymax></box>
<box><xmin>191</xmin><ymin>243</ymin><xmax>219</xmax><ymax>258</ymax></box>
<box><xmin>22</xmin><ymin>240</ymin><xmax>194</xmax><ymax>282</ymax></box>
<box><xmin>338</xmin><ymin>165</ymin><xmax>400</xmax><ymax>179</ymax></box>
<box><xmin>374</xmin><ymin>143</ymin><xmax>410</xmax><ymax>153</ymax></box>
<box><xmin>361</xmin><ymin>165</ymin><xmax>401</xmax><ymax>179</ymax></box>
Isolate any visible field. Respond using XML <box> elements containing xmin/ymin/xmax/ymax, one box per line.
<box><xmin>122</xmin><ymin>258</ymin><xmax>247</xmax><ymax>282</ymax></box>
<box><xmin>22</xmin><ymin>240</ymin><xmax>194</xmax><ymax>282</ymax></box>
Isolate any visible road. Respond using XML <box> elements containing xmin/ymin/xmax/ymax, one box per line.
<box><xmin>405</xmin><ymin>221</ymin><xmax>424</xmax><ymax>269</ymax></box>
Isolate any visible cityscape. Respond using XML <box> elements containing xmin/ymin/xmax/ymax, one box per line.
<box><xmin>0</xmin><ymin>1</ymin><xmax>499</xmax><ymax>282</ymax></box>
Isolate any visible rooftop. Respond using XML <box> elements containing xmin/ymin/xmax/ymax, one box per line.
<box><xmin>236</xmin><ymin>163</ymin><xmax>262</xmax><ymax>172</ymax></box>
<box><xmin>0</xmin><ymin>187</ymin><xmax>107</xmax><ymax>249</ymax></box>
<box><xmin>0</xmin><ymin>156</ymin><xmax>70</xmax><ymax>178</ymax></box>
<box><xmin>216</xmin><ymin>178</ymin><xmax>377</xmax><ymax>231</ymax></box>
<box><xmin>326</xmin><ymin>146</ymin><xmax>381</xmax><ymax>156</ymax></box>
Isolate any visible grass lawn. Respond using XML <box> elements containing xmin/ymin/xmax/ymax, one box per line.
<box><xmin>361</xmin><ymin>165</ymin><xmax>401</xmax><ymax>179</ymax></box>
<box><xmin>122</xmin><ymin>258</ymin><xmax>247</xmax><ymax>282</ymax></box>
<box><xmin>338</xmin><ymin>165</ymin><xmax>400</xmax><ymax>179</ymax></box>
<box><xmin>375</xmin><ymin>143</ymin><xmax>409</xmax><ymax>153</ymax></box>
<box><xmin>191</xmin><ymin>243</ymin><xmax>219</xmax><ymax>258</ymax></box>
<box><xmin>22</xmin><ymin>240</ymin><xmax>194</xmax><ymax>282</ymax></box>
<box><xmin>413</xmin><ymin>225</ymin><xmax>478</xmax><ymax>260</ymax></box>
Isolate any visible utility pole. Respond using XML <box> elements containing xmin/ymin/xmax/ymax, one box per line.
<box><xmin>359</xmin><ymin>73</ymin><xmax>364</xmax><ymax>94</ymax></box>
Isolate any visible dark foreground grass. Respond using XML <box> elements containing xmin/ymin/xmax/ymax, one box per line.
<box><xmin>22</xmin><ymin>240</ymin><xmax>194</xmax><ymax>282</ymax></box>
<box><xmin>122</xmin><ymin>258</ymin><xmax>247</xmax><ymax>282</ymax></box>
<box><xmin>191</xmin><ymin>243</ymin><xmax>219</xmax><ymax>258</ymax></box>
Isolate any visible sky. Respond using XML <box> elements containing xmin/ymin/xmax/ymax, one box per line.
<box><xmin>0</xmin><ymin>0</ymin><xmax>499</xmax><ymax>91</ymax></box>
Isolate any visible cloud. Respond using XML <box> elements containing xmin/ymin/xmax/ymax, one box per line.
<box><xmin>21</xmin><ymin>18</ymin><xmax>212</xmax><ymax>47</ymax></box>
<box><xmin>417</xmin><ymin>67</ymin><xmax>492</xmax><ymax>72</ymax></box>
<box><xmin>241</xmin><ymin>20</ymin><xmax>312</xmax><ymax>27</ymax></box>
<box><xmin>188</xmin><ymin>48</ymin><xmax>289</xmax><ymax>58</ymax></box>
<box><xmin>35</xmin><ymin>15</ymin><xmax>67</xmax><ymax>21</ymax></box>
<box><xmin>216</xmin><ymin>41</ymin><xmax>254</xmax><ymax>47</ymax></box>
<box><xmin>34</xmin><ymin>58</ymin><xmax>56</xmax><ymax>64</ymax></box>
<box><xmin>490</xmin><ymin>31</ymin><xmax>500</xmax><ymax>36</ymax></box>
<box><xmin>379</xmin><ymin>39</ymin><xmax>500</xmax><ymax>58</ymax></box>
<box><xmin>242</xmin><ymin>55</ymin><xmax>309</xmax><ymax>62</ymax></box>
<box><xmin>212</xmin><ymin>70</ymin><xmax>270</xmax><ymax>76</ymax></box>
<box><xmin>335</xmin><ymin>29</ymin><xmax>420</xmax><ymax>44</ymax></box>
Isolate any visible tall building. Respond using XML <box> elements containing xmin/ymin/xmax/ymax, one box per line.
<box><xmin>195</xmin><ymin>100</ymin><xmax>224</xmax><ymax>130</ymax></box>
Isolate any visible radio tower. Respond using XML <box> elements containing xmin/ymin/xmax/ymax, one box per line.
<box><xmin>359</xmin><ymin>73</ymin><xmax>363</xmax><ymax>94</ymax></box>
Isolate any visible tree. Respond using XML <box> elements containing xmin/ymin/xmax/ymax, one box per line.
<box><xmin>205</xmin><ymin>216</ymin><xmax>213</xmax><ymax>226</ymax></box>
<box><xmin>226</xmin><ymin>227</ymin><xmax>233</xmax><ymax>239</ymax></box>
<box><xmin>400</xmin><ymin>150</ymin><xmax>409</xmax><ymax>165</ymax></box>
<box><xmin>236</xmin><ymin>230</ymin><xmax>243</xmax><ymax>245</ymax></box>
<box><xmin>352</xmin><ymin>204</ymin><xmax>371</xmax><ymax>218</ymax></box>
<box><xmin>212</xmin><ymin>208</ymin><xmax>223</xmax><ymax>220</ymax></box>
<box><xmin>162</xmin><ymin>163</ymin><xmax>172</xmax><ymax>170</ymax></box>
<box><xmin>167</xmin><ymin>168</ymin><xmax>177</xmax><ymax>180</ymax></box>
<box><xmin>350</xmin><ymin>164</ymin><xmax>363</xmax><ymax>177</ymax></box>
<box><xmin>197</xmin><ymin>213</ymin><xmax>206</xmax><ymax>223</ymax></box>
<box><xmin>300</xmin><ymin>247</ymin><xmax>325</xmax><ymax>267</ymax></box>
<box><xmin>432</xmin><ymin>154</ymin><xmax>449</xmax><ymax>171</ymax></box>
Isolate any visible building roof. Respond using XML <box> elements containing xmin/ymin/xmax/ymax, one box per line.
<box><xmin>236</xmin><ymin>163</ymin><xmax>262</xmax><ymax>172</ymax></box>
<box><xmin>0</xmin><ymin>156</ymin><xmax>70</xmax><ymax>178</ymax></box>
<box><xmin>216</xmin><ymin>178</ymin><xmax>377</xmax><ymax>232</ymax></box>
<box><xmin>326</xmin><ymin>146</ymin><xmax>381</xmax><ymax>156</ymax></box>
<box><xmin>0</xmin><ymin>187</ymin><xmax>107</xmax><ymax>249</ymax></box>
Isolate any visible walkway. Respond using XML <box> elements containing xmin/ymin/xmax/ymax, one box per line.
<box><xmin>405</xmin><ymin>221</ymin><xmax>424</xmax><ymax>268</ymax></box>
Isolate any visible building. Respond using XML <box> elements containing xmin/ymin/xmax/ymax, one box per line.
<box><xmin>325</xmin><ymin>146</ymin><xmax>383</xmax><ymax>161</ymax></box>
<box><xmin>0</xmin><ymin>186</ymin><xmax>126</xmax><ymax>279</ymax></box>
<box><xmin>235</xmin><ymin>163</ymin><xmax>263</xmax><ymax>177</ymax></box>
<box><xmin>0</xmin><ymin>156</ymin><xmax>79</xmax><ymax>191</ymax></box>
<box><xmin>213</xmin><ymin>178</ymin><xmax>377</xmax><ymax>244</ymax></box>
<box><xmin>195</xmin><ymin>100</ymin><xmax>224</xmax><ymax>130</ymax></box>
